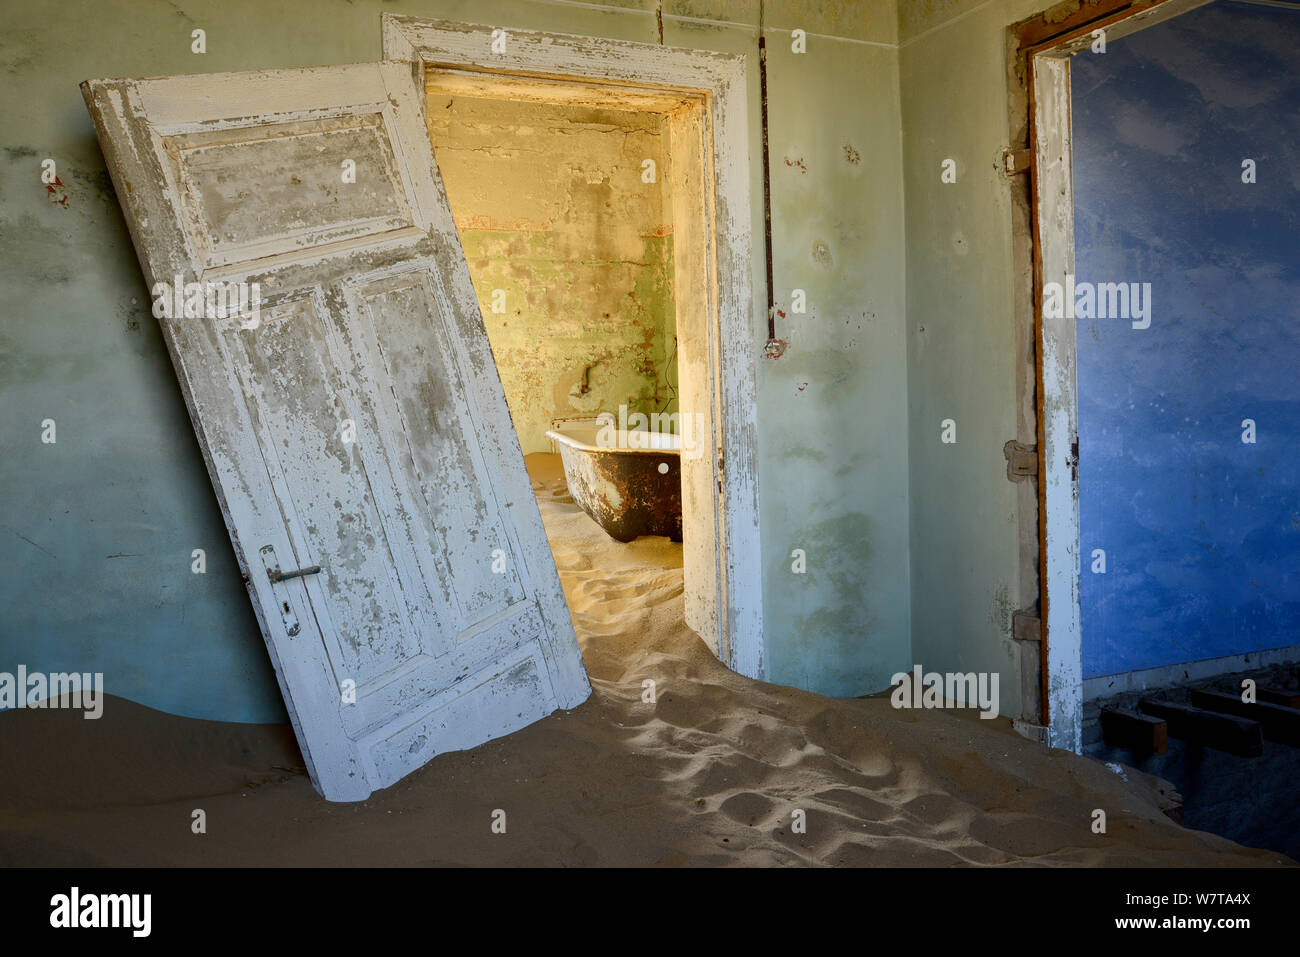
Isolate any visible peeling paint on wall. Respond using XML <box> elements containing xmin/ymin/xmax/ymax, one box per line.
<box><xmin>428</xmin><ymin>95</ymin><xmax>678</xmax><ymax>454</ymax></box>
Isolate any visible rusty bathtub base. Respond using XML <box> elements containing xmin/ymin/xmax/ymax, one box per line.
<box><xmin>546</xmin><ymin>428</ymin><xmax>682</xmax><ymax>543</ymax></box>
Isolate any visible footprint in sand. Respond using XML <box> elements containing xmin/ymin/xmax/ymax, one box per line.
<box><xmin>551</xmin><ymin>550</ymin><xmax>592</xmax><ymax>572</ymax></box>
<box><xmin>809</xmin><ymin>786</ymin><xmax>899</xmax><ymax>823</ymax></box>
<box><xmin>718</xmin><ymin>791</ymin><xmax>779</xmax><ymax>827</ymax></box>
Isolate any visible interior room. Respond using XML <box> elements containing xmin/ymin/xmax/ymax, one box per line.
<box><xmin>426</xmin><ymin>85</ymin><xmax>702</xmax><ymax>661</ymax></box>
<box><xmin>1067</xmin><ymin>0</ymin><xmax>1300</xmax><ymax>858</ymax></box>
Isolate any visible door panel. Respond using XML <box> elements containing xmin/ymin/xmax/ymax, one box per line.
<box><xmin>346</xmin><ymin>271</ymin><xmax>528</xmax><ymax>625</ymax></box>
<box><xmin>167</xmin><ymin>114</ymin><xmax>416</xmax><ymax>269</ymax></box>
<box><xmin>227</xmin><ymin>290</ymin><xmax>435</xmax><ymax>683</ymax></box>
<box><xmin>83</xmin><ymin>62</ymin><xmax>590</xmax><ymax>801</ymax></box>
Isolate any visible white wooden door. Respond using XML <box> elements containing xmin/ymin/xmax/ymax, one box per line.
<box><xmin>82</xmin><ymin>63</ymin><xmax>590</xmax><ymax>801</ymax></box>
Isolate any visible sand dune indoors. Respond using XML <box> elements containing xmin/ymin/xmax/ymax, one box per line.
<box><xmin>0</xmin><ymin>456</ymin><xmax>1288</xmax><ymax>867</ymax></box>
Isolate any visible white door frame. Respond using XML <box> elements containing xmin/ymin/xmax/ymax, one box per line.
<box><xmin>1025</xmin><ymin>0</ymin><xmax>1213</xmax><ymax>750</ymax></box>
<box><xmin>382</xmin><ymin>14</ymin><xmax>765</xmax><ymax>679</ymax></box>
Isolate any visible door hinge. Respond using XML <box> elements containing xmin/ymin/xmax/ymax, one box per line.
<box><xmin>1012</xmin><ymin>610</ymin><xmax>1042</xmax><ymax>644</ymax></box>
<box><xmin>1001</xmin><ymin>147</ymin><xmax>1033</xmax><ymax>178</ymax></box>
<box><xmin>1003</xmin><ymin>440</ymin><xmax>1037</xmax><ymax>481</ymax></box>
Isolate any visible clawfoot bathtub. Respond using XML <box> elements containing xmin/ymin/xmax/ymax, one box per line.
<box><xmin>545</xmin><ymin>427</ymin><xmax>682</xmax><ymax>542</ymax></box>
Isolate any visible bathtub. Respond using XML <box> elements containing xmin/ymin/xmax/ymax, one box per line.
<box><xmin>544</xmin><ymin>427</ymin><xmax>682</xmax><ymax>542</ymax></box>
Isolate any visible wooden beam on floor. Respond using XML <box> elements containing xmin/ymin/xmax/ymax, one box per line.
<box><xmin>1138</xmin><ymin>698</ymin><xmax>1263</xmax><ymax>757</ymax></box>
<box><xmin>1100</xmin><ymin>707</ymin><xmax>1168</xmax><ymax>756</ymax></box>
<box><xmin>1189</xmin><ymin>689</ymin><xmax>1300</xmax><ymax>747</ymax></box>
<box><xmin>1258</xmin><ymin>686</ymin><xmax>1300</xmax><ymax>709</ymax></box>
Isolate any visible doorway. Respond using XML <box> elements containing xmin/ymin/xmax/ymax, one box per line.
<box><xmin>1069</xmin><ymin>0</ymin><xmax>1300</xmax><ymax>694</ymax></box>
<box><xmin>427</xmin><ymin>83</ymin><xmax>701</xmax><ymax>663</ymax></box>
<box><xmin>1016</xmin><ymin>0</ymin><xmax>1300</xmax><ymax>748</ymax></box>
<box><xmin>384</xmin><ymin>15</ymin><xmax>764</xmax><ymax>678</ymax></box>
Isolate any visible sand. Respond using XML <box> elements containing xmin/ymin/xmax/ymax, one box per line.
<box><xmin>0</xmin><ymin>453</ymin><xmax>1290</xmax><ymax>866</ymax></box>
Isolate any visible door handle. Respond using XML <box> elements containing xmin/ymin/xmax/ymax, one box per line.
<box><xmin>267</xmin><ymin>564</ymin><xmax>323</xmax><ymax>584</ymax></box>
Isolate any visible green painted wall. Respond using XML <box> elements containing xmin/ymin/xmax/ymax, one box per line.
<box><xmin>898</xmin><ymin>0</ymin><xmax>1072</xmax><ymax>722</ymax></box>
<box><xmin>759</xmin><ymin>35</ymin><xmax>912</xmax><ymax>695</ymax></box>
<box><xmin>429</xmin><ymin>96</ymin><xmax>677</xmax><ymax>454</ymax></box>
<box><xmin>0</xmin><ymin>0</ymin><xmax>913</xmax><ymax>721</ymax></box>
